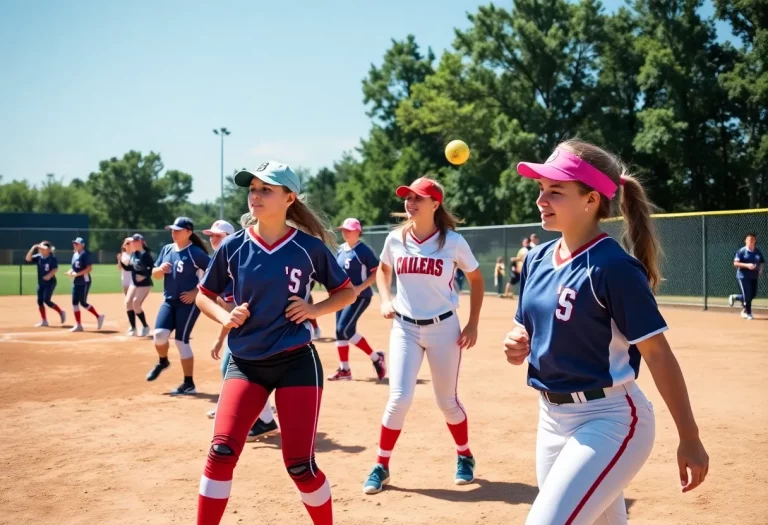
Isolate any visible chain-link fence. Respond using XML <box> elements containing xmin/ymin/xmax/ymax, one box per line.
<box><xmin>2</xmin><ymin>210</ymin><xmax>766</xmax><ymax>308</ymax></box>
<box><xmin>361</xmin><ymin>210</ymin><xmax>768</xmax><ymax>310</ymax></box>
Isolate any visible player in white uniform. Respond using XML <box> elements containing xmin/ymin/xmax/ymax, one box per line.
<box><xmin>503</xmin><ymin>139</ymin><xmax>709</xmax><ymax>524</ymax></box>
<box><xmin>119</xmin><ymin>238</ymin><xmax>133</xmax><ymax>295</ymax></box>
<box><xmin>362</xmin><ymin>177</ymin><xmax>485</xmax><ymax>494</ymax></box>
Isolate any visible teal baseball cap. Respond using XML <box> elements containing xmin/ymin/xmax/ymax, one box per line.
<box><xmin>234</xmin><ymin>161</ymin><xmax>301</xmax><ymax>194</ymax></box>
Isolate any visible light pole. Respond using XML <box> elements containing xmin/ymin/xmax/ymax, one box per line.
<box><xmin>212</xmin><ymin>127</ymin><xmax>231</xmax><ymax>219</ymax></box>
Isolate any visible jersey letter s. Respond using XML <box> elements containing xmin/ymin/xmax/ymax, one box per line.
<box><xmin>176</xmin><ymin>260</ymin><xmax>184</xmax><ymax>273</ymax></box>
<box><xmin>555</xmin><ymin>287</ymin><xmax>577</xmax><ymax>321</ymax></box>
<box><xmin>286</xmin><ymin>267</ymin><xmax>302</xmax><ymax>293</ymax></box>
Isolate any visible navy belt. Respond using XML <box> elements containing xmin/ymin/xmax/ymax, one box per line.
<box><xmin>395</xmin><ymin>311</ymin><xmax>453</xmax><ymax>326</ymax></box>
<box><xmin>541</xmin><ymin>389</ymin><xmax>607</xmax><ymax>405</ymax></box>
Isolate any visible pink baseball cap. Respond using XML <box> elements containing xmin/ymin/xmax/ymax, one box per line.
<box><xmin>517</xmin><ymin>148</ymin><xmax>620</xmax><ymax>199</ymax></box>
<box><xmin>338</xmin><ymin>218</ymin><xmax>362</xmax><ymax>232</ymax></box>
<box><xmin>203</xmin><ymin>220</ymin><xmax>235</xmax><ymax>236</ymax></box>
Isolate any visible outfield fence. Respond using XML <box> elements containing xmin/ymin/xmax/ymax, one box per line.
<box><xmin>1</xmin><ymin>210</ymin><xmax>766</xmax><ymax>309</ymax></box>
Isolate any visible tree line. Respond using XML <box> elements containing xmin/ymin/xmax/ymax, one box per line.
<box><xmin>1</xmin><ymin>0</ymin><xmax>765</xmax><ymax>230</ymax></box>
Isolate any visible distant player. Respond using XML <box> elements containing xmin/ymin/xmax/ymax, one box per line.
<box><xmin>194</xmin><ymin>161</ymin><xmax>356</xmax><ymax>525</ymax></box>
<box><xmin>728</xmin><ymin>233</ymin><xmax>764</xmax><ymax>320</ymax></box>
<box><xmin>67</xmin><ymin>237</ymin><xmax>105</xmax><ymax>332</ymax></box>
<box><xmin>145</xmin><ymin>217</ymin><xmax>210</xmax><ymax>395</ymax></box>
<box><xmin>25</xmin><ymin>241</ymin><xmax>66</xmax><ymax>327</ymax></box>
<box><xmin>118</xmin><ymin>239</ymin><xmax>133</xmax><ymax>296</ymax></box>
<box><xmin>202</xmin><ymin>218</ymin><xmax>279</xmax><ymax>442</ymax></box>
<box><xmin>120</xmin><ymin>233</ymin><xmax>154</xmax><ymax>336</ymax></box>
<box><xmin>327</xmin><ymin>217</ymin><xmax>386</xmax><ymax>382</ymax></box>
<box><xmin>363</xmin><ymin>177</ymin><xmax>485</xmax><ymax>495</ymax></box>
<box><xmin>504</xmin><ymin>140</ymin><xmax>708</xmax><ymax>524</ymax></box>
<box><xmin>504</xmin><ymin>236</ymin><xmax>530</xmax><ymax>298</ymax></box>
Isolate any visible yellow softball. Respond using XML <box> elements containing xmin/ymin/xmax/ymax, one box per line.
<box><xmin>445</xmin><ymin>139</ymin><xmax>470</xmax><ymax>165</ymax></box>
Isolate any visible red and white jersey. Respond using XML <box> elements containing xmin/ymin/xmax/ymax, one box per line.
<box><xmin>380</xmin><ymin>228</ymin><xmax>479</xmax><ymax>319</ymax></box>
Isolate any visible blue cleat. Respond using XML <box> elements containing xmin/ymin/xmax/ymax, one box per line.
<box><xmin>363</xmin><ymin>464</ymin><xmax>390</xmax><ymax>495</ymax></box>
<box><xmin>455</xmin><ymin>455</ymin><xmax>476</xmax><ymax>485</ymax></box>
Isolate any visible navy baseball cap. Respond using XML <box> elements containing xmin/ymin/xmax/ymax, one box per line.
<box><xmin>165</xmin><ymin>217</ymin><xmax>194</xmax><ymax>231</ymax></box>
<box><xmin>72</xmin><ymin>237</ymin><xmax>86</xmax><ymax>245</ymax></box>
<box><xmin>131</xmin><ymin>233</ymin><xmax>144</xmax><ymax>241</ymax></box>
<box><xmin>234</xmin><ymin>161</ymin><xmax>301</xmax><ymax>193</ymax></box>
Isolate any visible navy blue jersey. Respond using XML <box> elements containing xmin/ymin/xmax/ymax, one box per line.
<box><xmin>154</xmin><ymin>243</ymin><xmax>211</xmax><ymax>300</ymax></box>
<box><xmin>734</xmin><ymin>247</ymin><xmax>764</xmax><ymax>280</ymax></box>
<box><xmin>124</xmin><ymin>251</ymin><xmax>155</xmax><ymax>287</ymax></box>
<box><xmin>199</xmin><ymin>227</ymin><xmax>351</xmax><ymax>360</ymax></box>
<box><xmin>221</xmin><ymin>279</ymin><xmax>234</xmax><ymax>303</ymax></box>
<box><xmin>71</xmin><ymin>250</ymin><xmax>92</xmax><ymax>285</ymax></box>
<box><xmin>514</xmin><ymin>233</ymin><xmax>668</xmax><ymax>393</ymax></box>
<box><xmin>32</xmin><ymin>253</ymin><xmax>58</xmax><ymax>283</ymax></box>
<box><xmin>335</xmin><ymin>241</ymin><xmax>379</xmax><ymax>299</ymax></box>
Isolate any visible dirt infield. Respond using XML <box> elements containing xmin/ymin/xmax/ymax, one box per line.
<box><xmin>1</xmin><ymin>292</ymin><xmax>766</xmax><ymax>525</ymax></box>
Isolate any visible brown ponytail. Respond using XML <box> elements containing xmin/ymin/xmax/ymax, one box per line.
<box><xmin>286</xmin><ymin>194</ymin><xmax>337</xmax><ymax>249</ymax></box>
<box><xmin>189</xmin><ymin>232</ymin><xmax>210</xmax><ymax>254</ymax></box>
<box><xmin>558</xmin><ymin>139</ymin><xmax>662</xmax><ymax>292</ymax></box>
<box><xmin>391</xmin><ymin>177</ymin><xmax>463</xmax><ymax>250</ymax></box>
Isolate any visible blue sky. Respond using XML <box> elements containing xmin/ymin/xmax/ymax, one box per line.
<box><xmin>0</xmin><ymin>0</ymin><xmax>731</xmax><ymax>203</ymax></box>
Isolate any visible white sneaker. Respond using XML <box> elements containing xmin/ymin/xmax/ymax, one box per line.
<box><xmin>97</xmin><ymin>314</ymin><xmax>105</xmax><ymax>330</ymax></box>
<box><xmin>728</xmin><ymin>295</ymin><xmax>736</xmax><ymax>307</ymax></box>
<box><xmin>59</xmin><ymin>311</ymin><xmax>66</xmax><ymax>324</ymax></box>
<box><xmin>206</xmin><ymin>409</ymin><xmax>217</xmax><ymax>419</ymax></box>
<box><xmin>741</xmin><ymin>310</ymin><xmax>748</xmax><ymax>319</ymax></box>
<box><xmin>746</xmin><ymin>314</ymin><xmax>754</xmax><ymax>320</ymax></box>
<box><xmin>35</xmin><ymin>320</ymin><xmax>49</xmax><ymax>327</ymax></box>
<box><xmin>70</xmin><ymin>324</ymin><xmax>84</xmax><ymax>332</ymax></box>
<box><xmin>140</xmin><ymin>325</ymin><xmax>151</xmax><ymax>337</ymax></box>
<box><xmin>126</xmin><ymin>328</ymin><xmax>136</xmax><ymax>336</ymax></box>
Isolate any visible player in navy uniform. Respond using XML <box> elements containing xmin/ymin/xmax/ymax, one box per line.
<box><xmin>25</xmin><ymin>241</ymin><xmax>66</xmax><ymax>327</ymax></box>
<box><xmin>503</xmin><ymin>140</ymin><xmax>709</xmax><ymax>525</ymax></box>
<box><xmin>146</xmin><ymin>217</ymin><xmax>211</xmax><ymax>395</ymax></box>
<box><xmin>120</xmin><ymin>233</ymin><xmax>155</xmax><ymax>336</ymax></box>
<box><xmin>195</xmin><ymin>161</ymin><xmax>356</xmax><ymax>525</ymax></box>
<box><xmin>327</xmin><ymin>217</ymin><xmax>386</xmax><ymax>382</ymax></box>
<box><xmin>67</xmin><ymin>237</ymin><xmax>105</xmax><ymax>332</ymax></box>
<box><xmin>728</xmin><ymin>233</ymin><xmax>764</xmax><ymax>320</ymax></box>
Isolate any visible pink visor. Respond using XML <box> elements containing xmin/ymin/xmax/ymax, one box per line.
<box><xmin>517</xmin><ymin>149</ymin><xmax>619</xmax><ymax>199</ymax></box>
<box><xmin>337</xmin><ymin>218</ymin><xmax>362</xmax><ymax>232</ymax></box>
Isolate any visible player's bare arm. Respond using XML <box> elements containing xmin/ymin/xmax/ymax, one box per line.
<box><xmin>636</xmin><ymin>332</ymin><xmax>709</xmax><ymax>493</ymax></box>
<box><xmin>24</xmin><ymin>244</ymin><xmax>38</xmax><ymax>262</ymax></box>
<box><xmin>43</xmin><ymin>267</ymin><xmax>57</xmax><ymax>281</ymax></box>
<box><xmin>355</xmin><ymin>268</ymin><xmax>378</xmax><ymax>295</ymax></box>
<box><xmin>285</xmin><ymin>282</ymin><xmax>356</xmax><ymax>324</ymax></box>
<box><xmin>458</xmin><ymin>267</ymin><xmax>484</xmax><ymax>349</ymax></box>
<box><xmin>375</xmin><ymin>263</ymin><xmax>395</xmax><ymax>318</ymax></box>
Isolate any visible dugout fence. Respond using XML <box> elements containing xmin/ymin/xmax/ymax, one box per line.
<box><xmin>1</xmin><ymin>209</ymin><xmax>766</xmax><ymax>309</ymax></box>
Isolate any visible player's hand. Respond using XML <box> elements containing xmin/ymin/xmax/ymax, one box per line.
<box><xmin>42</xmin><ymin>275</ymin><xmax>50</xmax><ymax>281</ymax></box>
<box><xmin>380</xmin><ymin>300</ymin><xmax>395</xmax><ymax>319</ymax></box>
<box><xmin>180</xmin><ymin>289</ymin><xmax>198</xmax><ymax>304</ymax></box>
<box><xmin>458</xmin><ymin>323</ymin><xmax>478</xmax><ymax>350</ymax></box>
<box><xmin>210</xmin><ymin>339</ymin><xmax>224</xmax><ymax>360</ymax></box>
<box><xmin>160</xmin><ymin>262</ymin><xmax>172</xmax><ymax>273</ymax></box>
<box><xmin>678</xmin><ymin>437</ymin><xmax>709</xmax><ymax>493</ymax></box>
<box><xmin>66</xmin><ymin>270</ymin><xmax>75</xmax><ymax>277</ymax></box>
<box><xmin>285</xmin><ymin>296</ymin><xmax>318</xmax><ymax>324</ymax></box>
<box><xmin>503</xmin><ymin>325</ymin><xmax>530</xmax><ymax>365</ymax></box>
<box><xmin>747</xmin><ymin>263</ymin><xmax>757</xmax><ymax>270</ymax></box>
<box><xmin>224</xmin><ymin>302</ymin><xmax>250</xmax><ymax>329</ymax></box>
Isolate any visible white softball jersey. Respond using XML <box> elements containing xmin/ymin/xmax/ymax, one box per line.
<box><xmin>380</xmin><ymin>228</ymin><xmax>479</xmax><ymax>319</ymax></box>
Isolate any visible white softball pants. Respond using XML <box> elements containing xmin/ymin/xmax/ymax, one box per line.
<box><xmin>381</xmin><ymin>313</ymin><xmax>467</xmax><ymax>430</ymax></box>
<box><xmin>125</xmin><ymin>284</ymin><xmax>151</xmax><ymax>314</ymax></box>
<box><xmin>526</xmin><ymin>381</ymin><xmax>656</xmax><ymax>525</ymax></box>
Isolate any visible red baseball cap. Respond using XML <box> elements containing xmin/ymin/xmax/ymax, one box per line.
<box><xmin>395</xmin><ymin>178</ymin><xmax>443</xmax><ymax>203</ymax></box>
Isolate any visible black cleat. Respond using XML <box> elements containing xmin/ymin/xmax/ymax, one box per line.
<box><xmin>246</xmin><ymin>418</ymin><xmax>280</xmax><ymax>442</ymax></box>
<box><xmin>146</xmin><ymin>361</ymin><xmax>170</xmax><ymax>381</ymax></box>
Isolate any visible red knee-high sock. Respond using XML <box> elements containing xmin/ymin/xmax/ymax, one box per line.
<box><xmin>447</xmin><ymin>418</ymin><xmax>472</xmax><ymax>457</ymax></box>
<box><xmin>49</xmin><ymin>303</ymin><xmax>62</xmax><ymax>314</ymax></box>
<box><xmin>39</xmin><ymin>306</ymin><xmax>47</xmax><ymax>321</ymax></box>
<box><xmin>275</xmin><ymin>385</ymin><xmax>332</xmax><ymax>525</ymax></box>
<box><xmin>87</xmin><ymin>305</ymin><xmax>99</xmax><ymax>317</ymax></box>
<box><xmin>198</xmin><ymin>379</ymin><xmax>268</xmax><ymax>525</ymax></box>
<box><xmin>376</xmin><ymin>425</ymin><xmax>402</xmax><ymax>469</ymax></box>
<box><xmin>350</xmin><ymin>334</ymin><xmax>374</xmax><ymax>356</ymax></box>
<box><xmin>74</xmin><ymin>309</ymin><xmax>81</xmax><ymax>324</ymax></box>
<box><xmin>336</xmin><ymin>342</ymin><xmax>349</xmax><ymax>364</ymax></box>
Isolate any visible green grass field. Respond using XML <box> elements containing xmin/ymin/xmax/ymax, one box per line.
<box><xmin>0</xmin><ymin>264</ymin><xmax>164</xmax><ymax>296</ymax></box>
